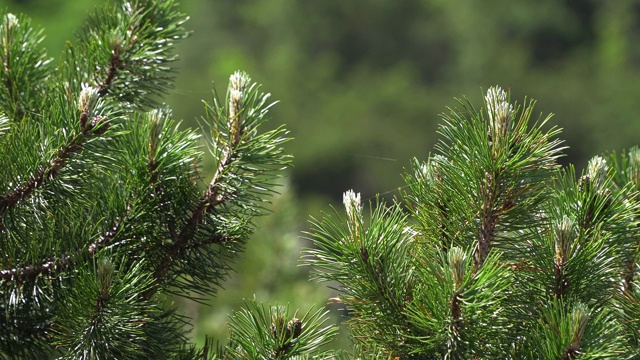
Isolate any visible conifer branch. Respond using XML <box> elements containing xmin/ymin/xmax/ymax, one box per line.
<box><xmin>0</xmin><ymin>13</ymin><xmax>50</xmax><ymax>120</ymax></box>
<box><xmin>96</xmin><ymin>5</ymin><xmax>142</xmax><ymax>99</ymax></box>
<box><xmin>0</xmin><ymin>256</ymin><xmax>71</xmax><ymax>281</ymax></box>
<box><xmin>145</xmin><ymin>120</ymin><xmax>240</xmax><ymax>298</ymax></box>
<box><xmin>554</xmin><ymin>261</ymin><xmax>567</xmax><ymax>300</ymax></box>
<box><xmin>450</xmin><ymin>291</ymin><xmax>463</xmax><ymax>335</ymax></box>
<box><xmin>1</xmin><ymin>16</ymin><xmax>18</xmax><ymax>116</ymax></box>
<box><xmin>97</xmin><ymin>51</ymin><xmax>124</xmax><ymax>98</ymax></box>
<box><xmin>0</xmin><ymin>0</ymin><xmax>183</xmax><ymax>223</ymax></box>
<box><xmin>622</xmin><ymin>261</ymin><xmax>636</xmax><ymax>295</ymax></box>
<box><xmin>0</xmin><ymin>121</ymin><xmax>94</xmax><ymax>216</ymax></box>
<box><xmin>0</xmin><ymin>2</ymin><xmax>305</xmax><ymax>357</ymax></box>
<box><xmin>476</xmin><ymin>171</ymin><xmax>500</xmax><ymax>269</ymax></box>
<box><xmin>0</xmin><ymin>87</ymin><xmax>108</xmax><ymax>221</ymax></box>
<box><xmin>144</xmin><ymin>72</ymin><xmax>290</xmax><ymax>300</ymax></box>
<box><xmin>144</xmin><ymin>217</ymin><xmax>231</xmax><ymax>300</ymax></box>
<box><xmin>475</xmin><ymin>88</ymin><xmax>514</xmax><ymax>268</ymax></box>
<box><xmin>0</xmin><ymin>217</ymin><xmax>121</xmax><ymax>282</ymax></box>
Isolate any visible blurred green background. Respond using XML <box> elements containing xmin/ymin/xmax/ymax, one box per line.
<box><xmin>3</xmin><ymin>0</ymin><xmax>640</xmax><ymax>350</ymax></box>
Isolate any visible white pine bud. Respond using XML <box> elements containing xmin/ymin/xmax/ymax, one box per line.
<box><xmin>587</xmin><ymin>156</ymin><xmax>608</xmax><ymax>188</ymax></box>
<box><xmin>78</xmin><ymin>84</ymin><xmax>99</xmax><ymax>114</ymax></box>
<box><xmin>5</xmin><ymin>13</ymin><xmax>18</xmax><ymax>30</ymax></box>
<box><xmin>485</xmin><ymin>86</ymin><xmax>514</xmax><ymax>137</ymax></box>
<box><xmin>343</xmin><ymin>189</ymin><xmax>362</xmax><ymax>222</ymax></box>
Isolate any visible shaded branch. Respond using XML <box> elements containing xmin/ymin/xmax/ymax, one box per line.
<box><xmin>97</xmin><ymin>48</ymin><xmax>124</xmax><ymax>98</ymax></box>
<box><xmin>0</xmin><ymin>132</ymin><xmax>84</xmax><ymax>216</ymax></box>
<box><xmin>0</xmin><ymin>48</ymin><xmax>120</xmax><ymax>222</ymax></box>
<box><xmin>450</xmin><ymin>291</ymin><xmax>463</xmax><ymax>336</ymax></box>
<box><xmin>0</xmin><ymin>217</ymin><xmax>121</xmax><ymax>282</ymax></box>
<box><xmin>144</xmin><ymin>150</ymin><xmax>238</xmax><ymax>299</ymax></box>
<box><xmin>0</xmin><ymin>256</ymin><xmax>71</xmax><ymax>282</ymax></box>
<box><xmin>475</xmin><ymin>170</ymin><xmax>500</xmax><ymax>269</ymax></box>
<box><xmin>145</xmin><ymin>75</ymin><xmax>251</xmax><ymax>297</ymax></box>
<box><xmin>0</xmin><ymin>114</ymin><xmax>108</xmax><ymax>219</ymax></box>
<box><xmin>554</xmin><ymin>260</ymin><xmax>567</xmax><ymax>300</ymax></box>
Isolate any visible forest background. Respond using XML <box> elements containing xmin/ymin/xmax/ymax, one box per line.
<box><xmin>2</xmin><ymin>0</ymin><xmax>640</xmax><ymax>350</ymax></box>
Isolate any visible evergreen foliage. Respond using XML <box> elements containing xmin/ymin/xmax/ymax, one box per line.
<box><xmin>4</xmin><ymin>0</ymin><xmax>640</xmax><ymax>359</ymax></box>
<box><xmin>0</xmin><ymin>1</ymin><xmax>337</xmax><ymax>358</ymax></box>
<box><xmin>222</xmin><ymin>299</ymin><xmax>336</xmax><ymax>359</ymax></box>
<box><xmin>304</xmin><ymin>87</ymin><xmax>640</xmax><ymax>359</ymax></box>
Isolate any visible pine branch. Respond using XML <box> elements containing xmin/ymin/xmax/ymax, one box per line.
<box><xmin>69</xmin><ymin>0</ymin><xmax>189</xmax><ymax>108</ymax></box>
<box><xmin>97</xmin><ymin>44</ymin><xmax>124</xmax><ymax>99</ymax></box>
<box><xmin>607</xmin><ymin>146</ymin><xmax>640</xmax><ymax>294</ymax></box>
<box><xmin>431</xmin><ymin>87</ymin><xmax>564</xmax><ymax>269</ymax></box>
<box><xmin>222</xmin><ymin>300</ymin><xmax>337</xmax><ymax>359</ymax></box>
<box><xmin>477</xmin><ymin>170</ymin><xmax>500</xmax><ymax>268</ymax></box>
<box><xmin>0</xmin><ymin>13</ymin><xmax>51</xmax><ymax>121</ymax></box>
<box><xmin>143</xmin><ymin>72</ymin><xmax>291</xmax><ymax>300</ymax></box>
<box><xmin>0</xmin><ymin>215</ymin><xmax>121</xmax><ymax>282</ymax></box>
<box><xmin>143</xmin><ymin>96</ymin><xmax>244</xmax><ymax>299</ymax></box>
<box><xmin>0</xmin><ymin>3</ymin><xmax>154</xmax><ymax>218</ymax></box>
<box><xmin>0</xmin><ymin>2</ymin><xmax>299</xmax><ymax>357</ymax></box>
<box><xmin>0</xmin><ymin>0</ymin><xmax>187</xmax><ymax>228</ymax></box>
<box><xmin>0</xmin><ymin>113</ymin><xmax>105</xmax><ymax>217</ymax></box>
<box><xmin>304</xmin><ymin>191</ymin><xmax>421</xmax><ymax>355</ymax></box>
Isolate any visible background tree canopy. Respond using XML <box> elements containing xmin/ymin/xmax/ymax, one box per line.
<box><xmin>2</xmin><ymin>0</ymin><xmax>640</xmax><ymax>350</ymax></box>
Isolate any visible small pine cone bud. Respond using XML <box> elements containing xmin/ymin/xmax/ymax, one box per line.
<box><xmin>271</xmin><ymin>317</ymin><xmax>286</xmax><ymax>338</ymax></box>
<box><xmin>229</xmin><ymin>89</ymin><xmax>243</xmax><ymax>121</ymax></box>
<box><xmin>229</xmin><ymin>89</ymin><xmax>243</xmax><ymax>145</ymax></box>
<box><xmin>228</xmin><ymin>71</ymin><xmax>251</xmax><ymax>145</ymax></box>
<box><xmin>229</xmin><ymin>71</ymin><xmax>250</xmax><ymax>93</ymax></box>
<box><xmin>90</xmin><ymin>115</ymin><xmax>109</xmax><ymax>135</ymax></box>
<box><xmin>554</xmin><ymin>215</ymin><xmax>574</xmax><ymax>265</ymax></box>
<box><xmin>570</xmin><ymin>303</ymin><xmax>590</xmax><ymax>342</ymax></box>
<box><xmin>148</xmin><ymin>110</ymin><xmax>163</xmax><ymax>157</ymax></box>
<box><xmin>97</xmin><ymin>257</ymin><xmax>114</xmax><ymax>305</ymax></box>
<box><xmin>448</xmin><ymin>247</ymin><xmax>466</xmax><ymax>289</ymax></box>
<box><xmin>578</xmin><ymin>175</ymin><xmax>591</xmax><ymax>193</ymax></box>
<box><xmin>288</xmin><ymin>318</ymin><xmax>302</xmax><ymax>339</ymax></box>
<box><xmin>343</xmin><ymin>190</ymin><xmax>362</xmax><ymax>222</ymax></box>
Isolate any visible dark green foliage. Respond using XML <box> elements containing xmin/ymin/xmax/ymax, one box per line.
<box><xmin>0</xmin><ymin>1</ymin><xmax>342</xmax><ymax>358</ymax></box>
<box><xmin>306</xmin><ymin>194</ymin><xmax>416</xmax><ymax>354</ymax></box>
<box><xmin>0</xmin><ymin>12</ymin><xmax>50</xmax><ymax>120</ymax></box>
<box><xmin>304</xmin><ymin>87</ymin><xmax>640</xmax><ymax>359</ymax></box>
<box><xmin>5</xmin><ymin>0</ymin><xmax>640</xmax><ymax>358</ymax></box>
<box><xmin>221</xmin><ymin>300</ymin><xmax>337</xmax><ymax>359</ymax></box>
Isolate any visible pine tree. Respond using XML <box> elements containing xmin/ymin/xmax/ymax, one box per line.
<box><xmin>6</xmin><ymin>1</ymin><xmax>640</xmax><ymax>359</ymax></box>
<box><xmin>0</xmin><ymin>1</ymin><xmax>337</xmax><ymax>359</ymax></box>
<box><xmin>304</xmin><ymin>87</ymin><xmax>640</xmax><ymax>359</ymax></box>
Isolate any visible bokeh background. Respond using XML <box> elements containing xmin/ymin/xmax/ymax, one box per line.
<box><xmin>3</xmin><ymin>0</ymin><xmax>640</xmax><ymax>350</ymax></box>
